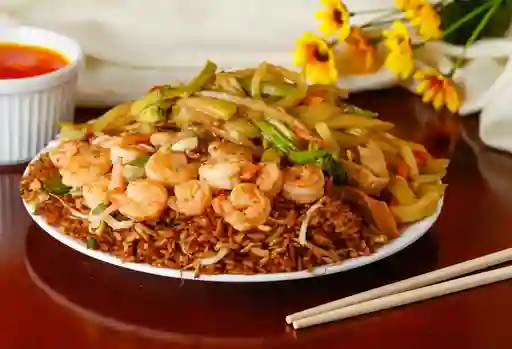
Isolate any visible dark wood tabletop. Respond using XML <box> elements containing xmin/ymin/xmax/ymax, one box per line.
<box><xmin>1</xmin><ymin>88</ymin><xmax>511</xmax><ymax>349</ymax></box>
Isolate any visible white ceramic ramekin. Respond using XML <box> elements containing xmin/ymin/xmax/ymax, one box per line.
<box><xmin>0</xmin><ymin>26</ymin><xmax>83</xmax><ymax>164</ymax></box>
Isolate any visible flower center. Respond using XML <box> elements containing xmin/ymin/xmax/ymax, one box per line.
<box><xmin>426</xmin><ymin>76</ymin><xmax>443</xmax><ymax>90</ymax></box>
<box><xmin>313</xmin><ymin>47</ymin><xmax>330</xmax><ymax>62</ymax></box>
<box><xmin>305</xmin><ymin>43</ymin><xmax>330</xmax><ymax>63</ymax></box>
<box><xmin>332</xmin><ymin>9</ymin><xmax>344</xmax><ymax>25</ymax></box>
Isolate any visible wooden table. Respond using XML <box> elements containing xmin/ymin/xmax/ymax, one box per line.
<box><xmin>1</xmin><ymin>89</ymin><xmax>511</xmax><ymax>349</ymax></box>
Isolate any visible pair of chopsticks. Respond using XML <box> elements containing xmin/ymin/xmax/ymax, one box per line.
<box><xmin>286</xmin><ymin>248</ymin><xmax>512</xmax><ymax>330</ymax></box>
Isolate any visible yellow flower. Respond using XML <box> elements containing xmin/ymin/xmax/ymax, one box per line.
<box><xmin>315</xmin><ymin>0</ymin><xmax>351</xmax><ymax>41</ymax></box>
<box><xmin>394</xmin><ymin>0</ymin><xmax>425</xmax><ymax>11</ymax></box>
<box><xmin>382</xmin><ymin>21</ymin><xmax>415</xmax><ymax>79</ymax></box>
<box><xmin>345</xmin><ymin>27</ymin><xmax>376</xmax><ymax>70</ymax></box>
<box><xmin>406</xmin><ymin>3</ymin><xmax>442</xmax><ymax>40</ymax></box>
<box><xmin>383</xmin><ymin>21</ymin><xmax>411</xmax><ymax>50</ymax></box>
<box><xmin>385</xmin><ymin>50</ymin><xmax>415</xmax><ymax>79</ymax></box>
<box><xmin>293</xmin><ymin>32</ymin><xmax>338</xmax><ymax>85</ymax></box>
<box><xmin>414</xmin><ymin>68</ymin><xmax>461</xmax><ymax>112</ymax></box>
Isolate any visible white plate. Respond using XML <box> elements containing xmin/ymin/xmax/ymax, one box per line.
<box><xmin>22</xmin><ymin>144</ymin><xmax>443</xmax><ymax>282</ymax></box>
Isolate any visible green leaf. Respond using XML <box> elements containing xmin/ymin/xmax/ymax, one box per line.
<box><xmin>441</xmin><ymin>0</ymin><xmax>512</xmax><ymax>46</ymax></box>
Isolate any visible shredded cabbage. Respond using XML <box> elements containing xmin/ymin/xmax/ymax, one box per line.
<box><xmin>196</xmin><ymin>247</ymin><xmax>230</xmax><ymax>266</ymax></box>
<box><xmin>299</xmin><ymin>197</ymin><xmax>326</xmax><ymax>246</ymax></box>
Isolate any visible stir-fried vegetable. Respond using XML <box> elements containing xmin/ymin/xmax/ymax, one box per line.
<box><xmin>178</xmin><ymin>97</ymin><xmax>237</xmax><ymax>121</ymax></box>
<box><xmin>315</xmin><ymin>122</ymin><xmax>340</xmax><ymax>155</ymax></box>
<box><xmin>326</xmin><ymin>114</ymin><xmax>394</xmax><ymax>130</ymax></box>
<box><xmin>199</xmin><ymin>90</ymin><xmax>316</xmax><ymax>141</ymax></box>
<box><xmin>260</xmin><ymin>148</ymin><xmax>281</xmax><ymax>163</ymax></box>
<box><xmin>51</xmin><ymin>60</ymin><xmax>448</xmax><ymax>226</ymax></box>
<box><xmin>185</xmin><ymin>60</ymin><xmax>217</xmax><ymax>94</ymax></box>
<box><xmin>224</xmin><ymin>117</ymin><xmax>260</xmax><ymax>139</ymax></box>
<box><xmin>57</xmin><ymin>122</ymin><xmax>90</xmax><ymax>141</ymax></box>
<box><xmin>390</xmin><ymin>191</ymin><xmax>441</xmax><ymax>223</ymax></box>
<box><xmin>91</xmin><ymin>101</ymin><xmax>133</xmax><ymax>132</ymax></box>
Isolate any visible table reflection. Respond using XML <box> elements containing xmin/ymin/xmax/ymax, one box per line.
<box><xmin>0</xmin><ymin>169</ymin><xmax>31</xmax><ymax>261</ymax></box>
<box><xmin>24</xmin><ymin>219</ymin><xmax>440</xmax><ymax>348</ymax></box>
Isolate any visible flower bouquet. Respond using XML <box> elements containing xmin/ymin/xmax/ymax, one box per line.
<box><xmin>293</xmin><ymin>0</ymin><xmax>512</xmax><ymax>114</ymax></box>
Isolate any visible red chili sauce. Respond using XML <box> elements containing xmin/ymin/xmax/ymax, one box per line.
<box><xmin>0</xmin><ymin>43</ymin><xmax>68</xmax><ymax>79</ymax></box>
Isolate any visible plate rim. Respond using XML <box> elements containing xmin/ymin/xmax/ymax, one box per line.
<box><xmin>21</xmin><ymin>143</ymin><xmax>443</xmax><ymax>283</ymax></box>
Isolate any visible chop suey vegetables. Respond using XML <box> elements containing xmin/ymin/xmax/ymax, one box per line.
<box><xmin>53</xmin><ymin>61</ymin><xmax>447</xmax><ymax>228</ymax></box>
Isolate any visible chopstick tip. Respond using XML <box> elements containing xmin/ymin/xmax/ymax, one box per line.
<box><xmin>285</xmin><ymin>315</ymin><xmax>293</xmax><ymax>324</ymax></box>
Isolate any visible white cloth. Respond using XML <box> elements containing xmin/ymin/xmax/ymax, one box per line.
<box><xmin>1</xmin><ymin>0</ymin><xmax>512</xmax><ymax>152</ymax></box>
<box><xmin>406</xmin><ymin>40</ymin><xmax>512</xmax><ymax>153</ymax></box>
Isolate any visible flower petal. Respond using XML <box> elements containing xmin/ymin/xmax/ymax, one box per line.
<box><xmin>422</xmin><ymin>88</ymin><xmax>436</xmax><ymax>103</ymax></box>
<box><xmin>416</xmin><ymin>81</ymin><xmax>427</xmax><ymax>94</ymax></box>
<box><xmin>432</xmin><ymin>92</ymin><xmax>444</xmax><ymax>110</ymax></box>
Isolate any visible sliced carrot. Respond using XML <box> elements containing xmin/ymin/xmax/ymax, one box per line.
<box><xmin>109</xmin><ymin>159</ymin><xmax>125</xmax><ymax>193</ymax></box>
<box><xmin>118</xmin><ymin>134</ymin><xmax>151</xmax><ymax>146</ymax></box>
<box><xmin>301</xmin><ymin>95</ymin><xmax>324</xmax><ymax>106</ymax></box>
<box><xmin>396</xmin><ymin>160</ymin><xmax>410</xmax><ymax>179</ymax></box>
<box><xmin>412</xmin><ymin>149</ymin><xmax>432</xmax><ymax>167</ymax></box>
<box><xmin>318</xmin><ymin>139</ymin><xmax>330</xmax><ymax>148</ymax></box>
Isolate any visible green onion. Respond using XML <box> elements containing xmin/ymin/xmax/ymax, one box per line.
<box><xmin>43</xmin><ymin>175</ymin><xmax>71</xmax><ymax>195</ymax></box>
<box><xmin>289</xmin><ymin>149</ymin><xmax>346</xmax><ymax>185</ymax></box>
<box><xmin>86</xmin><ymin>238</ymin><xmax>97</xmax><ymax>249</ymax></box>
<box><xmin>253</xmin><ymin>119</ymin><xmax>298</xmax><ymax>154</ymax></box>
<box><xmin>91</xmin><ymin>203</ymin><xmax>108</xmax><ymax>216</ymax></box>
<box><xmin>129</xmin><ymin>155</ymin><xmax>150</xmax><ymax>167</ymax></box>
<box><xmin>342</xmin><ymin>104</ymin><xmax>378</xmax><ymax>118</ymax></box>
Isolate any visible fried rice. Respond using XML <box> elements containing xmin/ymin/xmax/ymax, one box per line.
<box><xmin>21</xmin><ymin>154</ymin><xmax>389</xmax><ymax>276</ymax></box>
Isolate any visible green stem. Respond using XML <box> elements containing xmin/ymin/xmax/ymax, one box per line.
<box><xmin>349</xmin><ymin>8</ymin><xmax>393</xmax><ymax>16</ymax></box>
<box><xmin>361</xmin><ymin>18</ymin><xmax>402</xmax><ymax>28</ymax></box>
<box><xmin>449</xmin><ymin>0</ymin><xmax>503</xmax><ymax>77</ymax></box>
<box><xmin>442</xmin><ymin>0</ymin><xmax>495</xmax><ymax>38</ymax></box>
<box><xmin>360</xmin><ymin>9</ymin><xmax>401</xmax><ymax>28</ymax></box>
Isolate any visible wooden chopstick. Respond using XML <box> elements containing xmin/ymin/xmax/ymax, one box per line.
<box><xmin>286</xmin><ymin>248</ymin><xmax>512</xmax><ymax>326</ymax></box>
<box><xmin>293</xmin><ymin>264</ymin><xmax>512</xmax><ymax>329</ymax></box>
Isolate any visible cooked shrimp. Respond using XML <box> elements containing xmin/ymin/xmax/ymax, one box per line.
<box><xmin>58</xmin><ymin>144</ymin><xmax>111</xmax><ymax>188</ymax></box>
<box><xmin>208</xmin><ymin>140</ymin><xmax>253</xmax><ymax>162</ymax></box>
<box><xmin>212</xmin><ymin>183</ymin><xmax>271</xmax><ymax>231</ymax></box>
<box><xmin>82</xmin><ymin>176</ymin><xmax>110</xmax><ymax>210</ymax></box>
<box><xmin>168</xmin><ymin>180</ymin><xmax>212</xmax><ymax>216</ymax></box>
<box><xmin>198</xmin><ymin>159</ymin><xmax>242</xmax><ymax>190</ymax></box>
<box><xmin>49</xmin><ymin>140</ymin><xmax>81</xmax><ymax>168</ymax></box>
<box><xmin>110</xmin><ymin>145</ymin><xmax>149</xmax><ymax>164</ymax></box>
<box><xmin>282</xmin><ymin>165</ymin><xmax>325</xmax><ymax>204</ymax></box>
<box><xmin>110</xmin><ymin>179</ymin><xmax>168</xmax><ymax>221</ymax></box>
<box><xmin>150</xmin><ymin>132</ymin><xmax>176</xmax><ymax>148</ymax></box>
<box><xmin>145</xmin><ymin>147</ymin><xmax>198</xmax><ymax>187</ymax></box>
<box><xmin>256</xmin><ymin>162</ymin><xmax>283</xmax><ymax>198</ymax></box>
